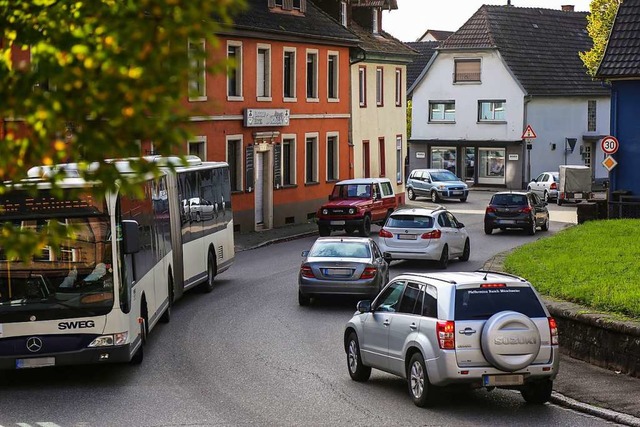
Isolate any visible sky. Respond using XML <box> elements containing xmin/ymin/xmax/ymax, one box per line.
<box><xmin>382</xmin><ymin>0</ymin><xmax>593</xmax><ymax>42</ymax></box>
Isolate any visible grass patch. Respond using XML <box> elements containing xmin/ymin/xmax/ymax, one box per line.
<box><xmin>503</xmin><ymin>219</ymin><xmax>640</xmax><ymax>319</ymax></box>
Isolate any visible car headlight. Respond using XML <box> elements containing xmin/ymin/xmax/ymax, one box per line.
<box><xmin>348</xmin><ymin>208</ymin><xmax>355</xmax><ymax>215</ymax></box>
<box><xmin>438</xmin><ymin>185</ymin><xmax>446</xmax><ymax>190</ymax></box>
<box><xmin>322</xmin><ymin>209</ymin><xmax>328</xmax><ymax>215</ymax></box>
<box><xmin>88</xmin><ymin>332</ymin><xmax>128</xmax><ymax>347</ymax></box>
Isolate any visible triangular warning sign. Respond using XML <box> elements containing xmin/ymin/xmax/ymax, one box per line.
<box><xmin>522</xmin><ymin>125</ymin><xmax>537</xmax><ymax>139</ymax></box>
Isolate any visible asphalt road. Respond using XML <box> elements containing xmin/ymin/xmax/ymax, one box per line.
<box><xmin>0</xmin><ymin>193</ymin><xmax>614</xmax><ymax>427</ymax></box>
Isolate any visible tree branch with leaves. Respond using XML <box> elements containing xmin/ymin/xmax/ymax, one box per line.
<box><xmin>580</xmin><ymin>0</ymin><xmax>621</xmax><ymax>77</ymax></box>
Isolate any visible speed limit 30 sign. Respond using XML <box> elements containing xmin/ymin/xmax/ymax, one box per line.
<box><xmin>601</xmin><ymin>136</ymin><xmax>619</xmax><ymax>155</ymax></box>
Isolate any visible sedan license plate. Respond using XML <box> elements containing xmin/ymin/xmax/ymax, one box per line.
<box><xmin>16</xmin><ymin>357</ymin><xmax>55</xmax><ymax>369</ymax></box>
<box><xmin>330</xmin><ymin>220</ymin><xmax>346</xmax><ymax>225</ymax></box>
<box><xmin>398</xmin><ymin>234</ymin><xmax>417</xmax><ymax>240</ymax></box>
<box><xmin>324</xmin><ymin>268</ymin><xmax>352</xmax><ymax>276</ymax></box>
<box><xmin>483</xmin><ymin>374</ymin><xmax>524</xmax><ymax>387</ymax></box>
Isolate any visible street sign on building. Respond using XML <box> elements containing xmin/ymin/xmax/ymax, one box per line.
<box><xmin>602</xmin><ymin>155</ymin><xmax>618</xmax><ymax>172</ymax></box>
<box><xmin>601</xmin><ymin>136</ymin><xmax>619</xmax><ymax>155</ymax></box>
<box><xmin>521</xmin><ymin>125</ymin><xmax>537</xmax><ymax>139</ymax></box>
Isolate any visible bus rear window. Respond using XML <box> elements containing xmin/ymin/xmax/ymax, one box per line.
<box><xmin>454</xmin><ymin>286</ymin><xmax>546</xmax><ymax>320</ymax></box>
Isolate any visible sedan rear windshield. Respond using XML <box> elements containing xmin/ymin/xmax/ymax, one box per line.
<box><xmin>454</xmin><ymin>287</ymin><xmax>546</xmax><ymax>320</ymax></box>
<box><xmin>387</xmin><ymin>215</ymin><xmax>434</xmax><ymax>229</ymax></box>
<box><xmin>491</xmin><ymin>194</ymin><xmax>528</xmax><ymax>206</ymax></box>
<box><xmin>309</xmin><ymin>242</ymin><xmax>371</xmax><ymax>258</ymax></box>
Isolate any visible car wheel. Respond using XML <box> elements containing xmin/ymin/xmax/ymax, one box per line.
<box><xmin>407</xmin><ymin>187</ymin><xmax>416</xmax><ymax>200</ymax></box>
<box><xmin>541</xmin><ymin>215</ymin><xmax>549</xmax><ymax>231</ymax></box>
<box><xmin>347</xmin><ymin>332</ymin><xmax>371</xmax><ymax>382</ymax></box>
<box><xmin>460</xmin><ymin>197</ymin><xmax>467</xmax><ymax>202</ymax></box>
<box><xmin>345</xmin><ymin>226</ymin><xmax>356</xmax><ymax>235</ymax></box>
<box><xmin>318</xmin><ymin>225</ymin><xmax>331</xmax><ymax>237</ymax></box>
<box><xmin>298</xmin><ymin>290</ymin><xmax>311</xmax><ymax>306</ymax></box>
<box><xmin>438</xmin><ymin>245</ymin><xmax>449</xmax><ymax>269</ymax></box>
<box><xmin>430</xmin><ymin>190</ymin><xmax>439</xmax><ymax>203</ymax></box>
<box><xmin>459</xmin><ymin>239</ymin><xmax>470</xmax><ymax>261</ymax></box>
<box><xmin>484</xmin><ymin>224</ymin><xmax>493</xmax><ymax>235</ymax></box>
<box><xmin>359</xmin><ymin>216</ymin><xmax>371</xmax><ymax>236</ymax></box>
<box><xmin>521</xmin><ymin>379</ymin><xmax>553</xmax><ymax>404</ymax></box>
<box><xmin>527</xmin><ymin>217</ymin><xmax>537</xmax><ymax>235</ymax></box>
<box><xmin>408</xmin><ymin>352</ymin><xmax>437</xmax><ymax>407</ymax></box>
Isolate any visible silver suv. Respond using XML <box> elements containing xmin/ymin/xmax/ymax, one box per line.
<box><xmin>343</xmin><ymin>271</ymin><xmax>559</xmax><ymax>407</ymax></box>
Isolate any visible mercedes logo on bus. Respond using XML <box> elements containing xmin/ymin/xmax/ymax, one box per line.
<box><xmin>26</xmin><ymin>337</ymin><xmax>43</xmax><ymax>353</ymax></box>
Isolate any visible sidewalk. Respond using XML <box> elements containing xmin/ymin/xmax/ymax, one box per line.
<box><xmin>235</xmin><ymin>222</ymin><xmax>640</xmax><ymax>426</ymax></box>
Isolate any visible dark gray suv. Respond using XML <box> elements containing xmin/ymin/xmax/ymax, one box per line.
<box><xmin>343</xmin><ymin>271</ymin><xmax>559</xmax><ymax>407</ymax></box>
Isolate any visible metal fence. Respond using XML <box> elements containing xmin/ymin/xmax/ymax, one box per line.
<box><xmin>609</xmin><ymin>195</ymin><xmax>640</xmax><ymax>219</ymax></box>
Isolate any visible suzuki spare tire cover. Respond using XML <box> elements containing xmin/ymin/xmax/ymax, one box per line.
<box><xmin>481</xmin><ymin>311</ymin><xmax>541</xmax><ymax>372</ymax></box>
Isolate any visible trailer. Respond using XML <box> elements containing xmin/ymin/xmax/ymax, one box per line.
<box><xmin>557</xmin><ymin>165</ymin><xmax>592</xmax><ymax>206</ymax></box>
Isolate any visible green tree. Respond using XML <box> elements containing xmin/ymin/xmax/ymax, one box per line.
<box><xmin>406</xmin><ymin>100</ymin><xmax>412</xmax><ymax>139</ymax></box>
<box><xmin>580</xmin><ymin>0</ymin><xmax>621</xmax><ymax>76</ymax></box>
<box><xmin>0</xmin><ymin>0</ymin><xmax>244</xmax><ymax>259</ymax></box>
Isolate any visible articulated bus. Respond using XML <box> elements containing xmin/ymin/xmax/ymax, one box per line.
<box><xmin>0</xmin><ymin>156</ymin><xmax>234</xmax><ymax>369</ymax></box>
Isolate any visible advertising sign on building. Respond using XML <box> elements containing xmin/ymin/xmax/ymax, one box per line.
<box><xmin>244</xmin><ymin>109</ymin><xmax>290</xmax><ymax>127</ymax></box>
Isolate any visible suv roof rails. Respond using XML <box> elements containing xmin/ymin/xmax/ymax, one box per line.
<box><xmin>475</xmin><ymin>269</ymin><xmax>527</xmax><ymax>282</ymax></box>
<box><xmin>401</xmin><ymin>272</ymin><xmax>457</xmax><ymax>285</ymax></box>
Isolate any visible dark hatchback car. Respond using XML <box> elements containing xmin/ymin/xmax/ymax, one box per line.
<box><xmin>484</xmin><ymin>191</ymin><xmax>549</xmax><ymax>235</ymax></box>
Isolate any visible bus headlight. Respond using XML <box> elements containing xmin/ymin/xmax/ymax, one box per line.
<box><xmin>89</xmin><ymin>332</ymin><xmax>128</xmax><ymax>347</ymax></box>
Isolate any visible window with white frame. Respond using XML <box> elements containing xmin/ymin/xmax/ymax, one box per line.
<box><xmin>478</xmin><ymin>100</ymin><xmax>505</xmax><ymax>121</ymax></box>
<box><xmin>358</xmin><ymin>66</ymin><xmax>366</xmax><ymax>107</ymax></box>
<box><xmin>327</xmin><ymin>134</ymin><xmax>338</xmax><ymax>181</ymax></box>
<box><xmin>376</xmin><ymin>67</ymin><xmax>383</xmax><ymax>106</ymax></box>
<box><xmin>188</xmin><ymin>137</ymin><xmax>206</xmax><ymax>160</ymax></box>
<box><xmin>188</xmin><ymin>40</ymin><xmax>206</xmax><ymax>100</ymax></box>
<box><xmin>306</xmin><ymin>50</ymin><xmax>318</xmax><ymax>100</ymax></box>
<box><xmin>587</xmin><ymin>100</ymin><xmax>597</xmax><ymax>132</ymax></box>
<box><xmin>396</xmin><ymin>135</ymin><xmax>403</xmax><ymax>184</ymax></box>
<box><xmin>283</xmin><ymin>48</ymin><xmax>296</xmax><ymax>100</ymax></box>
<box><xmin>328</xmin><ymin>53</ymin><xmax>339</xmax><ymax>100</ymax></box>
<box><xmin>372</xmin><ymin>9</ymin><xmax>379</xmax><ymax>34</ymax></box>
<box><xmin>282</xmin><ymin>136</ymin><xmax>296</xmax><ymax>186</ymax></box>
<box><xmin>227</xmin><ymin>42</ymin><xmax>243</xmax><ymax>99</ymax></box>
<box><xmin>226</xmin><ymin>137</ymin><xmax>243</xmax><ymax>192</ymax></box>
<box><xmin>305</xmin><ymin>134</ymin><xmax>318</xmax><ymax>183</ymax></box>
<box><xmin>395</xmin><ymin>68</ymin><xmax>402</xmax><ymax>106</ymax></box>
<box><xmin>429</xmin><ymin>101</ymin><xmax>455</xmax><ymax>122</ymax></box>
<box><xmin>257</xmin><ymin>46</ymin><xmax>271</xmax><ymax>99</ymax></box>
<box><xmin>340</xmin><ymin>1</ymin><xmax>347</xmax><ymax>26</ymax></box>
<box><xmin>454</xmin><ymin>58</ymin><xmax>481</xmax><ymax>83</ymax></box>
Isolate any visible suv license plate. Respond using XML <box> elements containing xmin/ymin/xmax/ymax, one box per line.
<box><xmin>452</xmin><ymin>191</ymin><xmax>462</xmax><ymax>196</ymax></box>
<box><xmin>16</xmin><ymin>357</ymin><xmax>55</xmax><ymax>369</ymax></box>
<box><xmin>483</xmin><ymin>374</ymin><xmax>524</xmax><ymax>387</ymax></box>
<box><xmin>330</xmin><ymin>221</ymin><xmax>345</xmax><ymax>225</ymax></box>
<box><xmin>398</xmin><ymin>234</ymin><xmax>417</xmax><ymax>240</ymax></box>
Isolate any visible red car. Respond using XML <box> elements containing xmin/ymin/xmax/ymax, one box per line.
<box><xmin>317</xmin><ymin>178</ymin><xmax>398</xmax><ymax>237</ymax></box>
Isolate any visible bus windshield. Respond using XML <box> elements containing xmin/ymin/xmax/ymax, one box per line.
<box><xmin>0</xmin><ymin>191</ymin><xmax>114</xmax><ymax>323</ymax></box>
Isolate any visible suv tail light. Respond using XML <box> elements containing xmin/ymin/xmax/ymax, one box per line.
<box><xmin>379</xmin><ymin>229</ymin><xmax>393</xmax><ymax>238</ymax></box>
<box><xmin>519</xmin><ymin>206</ymin><xmax>532</xmax><ymax>214</ymax></box>
<box><xmin>437</xmin><ymin>321</ymin><xmax>455</xmax><ymax>350</ymax></box>
<box><xmin>550</xmin><ymin>182</ymin><xmax>557</xmax><ymax>190</ymax></box>
<box><xmin>300</xmin><ymin>266</ymin><xmax>315</xmax><ymax>278</ymax></box>
<box><xmin>360</xmin><ymin>267</ymin><xmax>377</xmax><ymax>279</ymax></box>
<box><xmin>421</xmin><ymin>229</ymin><xmax>441</xmax><ymax>239</ymax></box>
<box><xmin>549</xmin><ymin>317</ymin><xmax>559</xmax><ymax>345</ymax></box>
<box><xmin>485</xmin><ymin>206</ymin><xmax>496</xmax><ymax>214</ymax></box>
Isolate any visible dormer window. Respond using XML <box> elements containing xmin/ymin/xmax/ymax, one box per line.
<box><xmin>293</xmin><ymin>0</ymin><xmax>301</xmax><ymax>10</ymax></box>
<box><xmin>372</xmin><ymin>8</ymin><xmax>379</xmax><ymax>34</ymax></box>
<box><xmin>340</xmin><ymin>1</ymin><xmax>348</xmax><ymax>27</ymax></box>
<box><xmin>269</xmin><ymin>0</ymin><xmax>306</xmax><ymax>13</ymax></box>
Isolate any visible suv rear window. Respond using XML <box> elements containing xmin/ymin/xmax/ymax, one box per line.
<box><xmin>387</xmin><ymin>215</ymin><xmax>433</xmax><ymax>229</ymax></box>
<box><xmin>490</xmin><ymin>194</ymin><xmax>528</xmax><ymax>206</ymax></box>
<box><xmin>454</xmin><ymin>286</ymin><xmax>546</xmax><ymax>320</ymax></box>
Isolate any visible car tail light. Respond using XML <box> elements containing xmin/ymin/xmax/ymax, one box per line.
<box><xmin>485</xmin><ymin>206</ymin><xmax>496</xmax><ymax>214</ymax></box>
<box><xmin>360</xmin><ymin>267</ymin><xmax>377</xmax><ymax>279</ymax></box>
<box><xmin>437</xmin><ymin>321</ymin><xmax>455</xmax><ymax>350</ymax></box>
<box><xmin>379</xmin><ymin>229</ymin><xmax>393</xmax><ymax>238</ymax></box>
<box><xmin>300</xmin><ymin>266</ymin><xmax>315</xmax><ymax>278</ymax></box>
<box><xmin>519</xmin><ymin>206</ymin><xmax>532</xmax><ymax>214</ymax></box>
<box><xmin>480</xmin><ymin>283</ymin><xmax>506</xmax><ymax>288</ymax></box>
<box><xmin>421</xmin><ymin>229</ymin><xmax>441</xmax><ymax>239</ymax></box>
<box><xmin>549</xmin><ymin>317</ymin><xmax>559</xmax><ymax>345</ymax></box>
<box><xmin>550</xmin><ymin>182</ymin><xmax>557</xmax><ymax>190</ymax></box>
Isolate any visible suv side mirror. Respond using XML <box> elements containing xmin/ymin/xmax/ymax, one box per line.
<box><xmin>356</xmin><ymin>300</ymin><xmax>372</xmax><ymax>313</ymax></box>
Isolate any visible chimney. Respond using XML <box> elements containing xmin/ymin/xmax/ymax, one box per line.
<box><xmin>561</xmin><ymin>5</ymin><xmax>575</xmax><ymax>12</ymax></box>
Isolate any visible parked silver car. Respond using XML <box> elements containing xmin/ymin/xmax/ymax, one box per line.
<box><xmin>377</xmin><ymin>206</ymin><xmax>470</xmax><ymax>268</ymax></box>
<box><xmin>527</xmin><ymin>172</ymin><xmax>559</xmax><ymax>202</ymax></box>
<box><xmin>298</xmin><ymin>237</ymin><xmax>389</xmax><ymax>306</ymax></box>
<box><xmin>406</xmin><ymin>169</ymin><xmax>468</xmax><ymax>202</ymax></box>
<box><xmin>344</xmin><ymin>271</ymin><xmax>559</xmax><ymax>407</ymax></box>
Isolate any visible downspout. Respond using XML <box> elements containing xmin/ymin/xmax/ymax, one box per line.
<box><xmin>349</xmin><ymin>48</ymin><xmax>367</xmax><ymax>179</ymax></box>
<box><xmin>610</xmin><ymin>86</ymin><xmax>618</xmax><ymax>192</ymax></box>
<box><xmin>523</xmin><ymin>94</ymin><xmax>532</xmax><ymax>188</ymax></box>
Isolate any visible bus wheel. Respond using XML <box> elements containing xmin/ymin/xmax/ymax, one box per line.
<box><xmin>202</xmin><ymin>249</ymin><xmax>216</xmax><ymax>293</ymax></box>
<box><xmin>131</xmin><ymin>304</ymin><xmax>148</xmax><ymax>365</ymax></box>
<box><xmin>159</xmin><ymin>273</ymin><xmax>173</xmax><ymax>324</ymax></box>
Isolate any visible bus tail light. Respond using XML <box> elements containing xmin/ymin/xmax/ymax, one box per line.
<box><xmin>437</xmin><ymin>321</ymin><xmax>455</xmax><ymax>350</ymax></box>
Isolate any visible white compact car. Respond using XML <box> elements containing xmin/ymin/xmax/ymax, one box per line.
<box><xmin>377</xmin><ymin>206</ymin><xmax>470</xmax><ymax>268</ymax></box>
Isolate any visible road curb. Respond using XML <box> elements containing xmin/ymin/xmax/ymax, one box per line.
<box><xmin>551</xmin><ymin>392</ymin><xmax>640</xmax><ymax>427</ymax></box>
<box><xmin>236</xmin><ymin>230</ymin><xmax>318</xmax><ymax>252</ymax></box>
